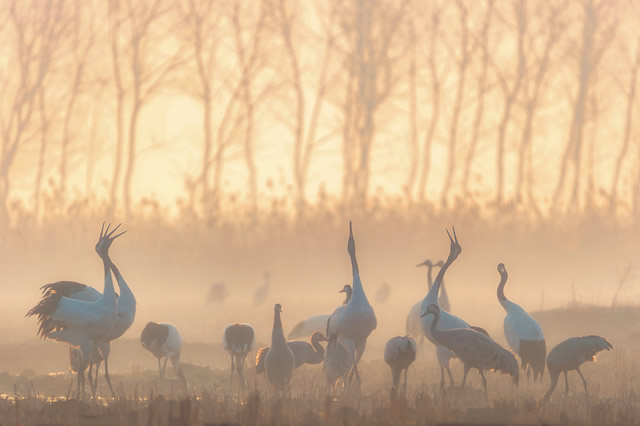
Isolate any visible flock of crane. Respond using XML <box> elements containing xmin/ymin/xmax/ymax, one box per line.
<box><xmin>25</xmin><ymin>222</ymin><xmax>613</xmax><ymax>404</ymax></box>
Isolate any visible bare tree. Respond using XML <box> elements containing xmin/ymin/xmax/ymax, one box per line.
<box><xmin>110</xmin><ymin>0</ymin><xmax>185</xmax><ymax>216</ymax></box>
<box><xmin>493</xmin><ymin>0</ymin><xmax>526</xmax><ymax>206</ymax></box>
<box><xmin>515</xmin><ymin>0</ymin><xmax>568</xmax><ymax>210</ymax></box>
<box><xmin>334</xmin><ymin>0</ymin><xmax>410</xmax><ymax>209</ymax></box>
<box><xmin>0</xmin><ymin>0</ymin><xmax>68</xmax><ymax>217</ymax></box>
<box><xmin>417</xmin><ymin>2</ymin><xmax>444</xmax><ymax>201</ymax></box>
<box><xmin>441</xmin><ymin>0</ymin><xmax>473</xmax><ymax>205</ymax></box>
<box><xmin>610</xmin><ymin>34</ymin><xmax>640</xmax><ymax>215</ymax></box>
<box><xmin>552</xmin><ymin>0</ymin><xmax>617</xmax><ymax>212</ymax></box>
<box><xmin>268</xmin><ymin>0</ymin><xmax>337</xmax><ymax>215</ymax></box>
<box><xmin>462</xmin><ymin>0</ymin><xmax>494</xmax><ymax>197</ymax></box>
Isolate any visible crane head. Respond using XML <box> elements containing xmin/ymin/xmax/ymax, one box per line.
<box><xmin>339</xmin><ymin>284</ymin><xmax>350</xmax><ymax>294</ymax></box>
<box><xmin>446</xmin><ymin>227</ymin><xmax>461</xmax><ymax>261</ymax></box>
<box><xmin>416</xmin><ymin>259</ymin><xmax>433</xmax><ymax>268</ymax></box>
<box><xmin>95</xmin><ymin>222</ymin><xmax>126</xmax><ymax>258</ymax></box>
<box><xmin>497</xmin><ymin>263</ymin><xmax>507</xmax><ymax>275</ymax></box>
<box><xmin>274</xmin><ymin>303</ymin><xmax>283</xmax><ymax>314</ymax></box>
<box><xmin>420</xmin><ymin>303</ymin><xmax>440</xmax><ymax>318</ymax></box>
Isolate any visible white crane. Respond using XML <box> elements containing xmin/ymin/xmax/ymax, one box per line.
<box><xmin>264</xmin><ymin>303</ymin><xmax>295</xmax><ymax>392</ymax></box>
<box><xmin>26</xmin><ymin>224</ymin><xmax>123</xmax><ymax>398</ymax></box>
<box><xmin>256</xmin><ymin>331</ymin><xmax>326</xmax><ymax>373</ymax></box>
<box><xmin>497</xmin><ymin>263</ymin><xmax>546</xmax><ymax>382</ymax></box>
<box><xmin>140</xmin><ymin>322</ymin><xmax>183</xmax><ymax>380</ymax></box>
<box><xmin>288</xmin><ymin>285</ymin><xmax>351</xmax><ymax>340</ymax></box>
<box><xmin>223</xmin><ymin>323</ymin><xmax>255</xmax><ymax>390</ymax></box>
<box><xmin>43</xmin><ymin>234</ymin><xmax>135</xmax><ymax>398</ymax></box>
<box><xmin>253</xmin><ymin>271</ymin><xmax>271</xmax><ymax>306</ymax></box>
<box><xmin>384</xmin><ymin>335</ymin><xmax>417</xmax><ymax>400</ymax></box>
<box><xmin>542</xmin><ymin>335</ymin><xmax>613</xmax><ymax>402</ymax></box>
<box><xmin>327</xmin><ymin>222</ymin><xmax>377</xmax><ymax>386</ymax></box>
<box><xmin>419</xmin><ymin>228</ymin><xmax>489</xmax><ymax>388</ymax></box>
<box><xmin>421</xmin><ymin>304</ymin><xmax>518</xmax><ymax>402</ymax></box>
<box><xmin>323</xmin><ymin>338</ymin><xmax>353</xmax><ymax>393</ymax></box>
<box><xmin>406</xmin><ymin>260</ymin><xmax>444</xmax><ymax>354</ymax></box>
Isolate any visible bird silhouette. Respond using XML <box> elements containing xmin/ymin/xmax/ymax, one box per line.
<box><xmin>223</xmin><ymin>323</ymin><xmax>255</xmax><ymax>391</ymax></box>
<box><xmin>253</xmin><ymin>271</ymin><xmax>271</xmax><ymax>306</ymax></box>
<box><xmin>384</xmin><ymin>335</ymin><xmax>417</xmax><ymax>400</ymax></box>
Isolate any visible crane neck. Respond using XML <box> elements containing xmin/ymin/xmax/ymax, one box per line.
<box><xmin>111</xmin><ymin>261</ymin><xmax>136</xmax><ymax>309</ymax></box>
<box><xmin>497</xmin><ymin>270</ymin><xmax>508</xmax><ymax>304</ymax></box>
<box><xmin>101</xmin><ymin>255</ymin><xmax>116</xmax><ymax>299</ymax></box>
<box><xmin>427</xmin><ymin>264</ymin><xmax>434</xmax><ymax>289</ymax></box>
<box><xmin>426</xmin><ymin>257</ymin><xmax>453</xmax><ymax>304</ymax></box>
<box><xmin>429</xmin><ymin>309</ymin><xmax>442</xmax><ymax>340</ymax></box>
<box><xmin>311</xmin><ymin>335</ymin><xmax>326</xmax><ymax>357</ymax></box>
<box><xmin>271</xmin><ymin>309</ymin><xmax>287</xmax><ymax>347</ymax></box>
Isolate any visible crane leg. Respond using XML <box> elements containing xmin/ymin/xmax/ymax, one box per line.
<box><xmin>103</xmin><ymin>358</ymin><xmax>116</xmax><ymax>399</ymax></box>
<box><xmin>162</xmin><ymin>358</ymin><xmax>168</xmax><ymax>379</ymax></box>
<box><xmin>564</xmin><ymin>371</ymin><xmax>569</xmax><ymax>397</ymax></box>
<box><xmin>439</xmin><ymin>366</ymin><xmax>445</xmax><ymax>388</ymax></box>
<box><xmin>94</xmin><ymin>359</ymin><xmax>103</xmax><ymax>393</ymax></box>
<box><xmin>461</xmin><ymin>365</ymin><xmax>470</xmax><ymax>389</ymax></box>
<box><xmin>229</xmin><ymin>356</ymin><xmax>235</xmax><ymax>392</ymax></box>
<box><xmin>576</xmin><ymin>367</ymin><xmax>589</xmax><ymax>401</ymax></box>
<box><xmin>479</xmin><ymin>370</ymin><xmax>488</xmax><ymax>405</ymax></box>
<box><xmin>403</xmin><ymin>368</ymin><xmax>408</xmax><ymax>398</ymax></box>
<box><xmin>87</xmin><ymin>363</ymin><xmax>94</xmax><ymax>397</ymax></box>
<box><xmin>447</xmin><ymin>366</ymin><xmax>455</xmax><ymax>386</ymax></box>
<box><xmin>542</xmin><ymin>370</ymin><xmax>559</xmax><ymax>403</ymax></box>
<box><xmin>157</xmin><ymin>358</ymin><xmax>162</xmax><ymax>379</ymax></box>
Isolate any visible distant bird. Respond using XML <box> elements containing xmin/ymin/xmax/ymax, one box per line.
<box><xmin>288</xmin><ymin>285</ymin><xmax>352</xmax><ymax>340</ymax></box>
<box><xmin>207</xmin><ymin>282</ymin><xmax>228</xmax><ymax>303</ymax></box>
<box><xmin>419</xmin><ymin>229</ymin><xmax>489</xmax><ymax>388</ymax></box>
<box><xmin>542</xmin><ymin>336</ymin><xmax>613</xmax><ymax>402</ymax></box>
<box><xmin>223</xmin><ymin>323</ymin><xmax>255</xmax><ymax>390</ymax></box>
<box><xmin>323</xmin><ymin>338</ymin><xmax>354</xmax><ymax>393</ymax></box>
<box><xmin>376</xmin><ymin>282</ymin><xmax>391</xmax><ymax>304</ymax></box>
<box><xmin>140</xmin><ymin>322</ymin><xmax>183</xmax><ymax>380</ymax></box>
<box><xmin>384</xmin><ymin>335</ymin><xmax>417</xmax><ymax>400</ymax></box>
<box><xmin>264</xmin><ymin>304</ymin><xmax>295</xmax><ymax>392</ymax></box>
<box><xmin>417</xmin><ymin>259</ymin><xmax>449</xmax><ymax>310</ymax></box>
<box><xmin>253</xmin><ymin>271</ymin><xmax>271</xmax><ymax>306</ymax></box>
<box><xmin>256</xmin><ymin>331</ymin><xmax>326</xmax><ymax>373</ymax></box>
<box><xmin>407</xmin><ymin>260</ymin><xmax>443</xmax><ymax>354</ymax></box>
<box><xmin>422</xmin><ymin>304</ymin><xmax>518</xmax><ymax>401</ymax></box>
<box><xmin>327</xmin><ymin>222</ymin><xmax>377</xmax><ymax>385</ymax></box>
<box><xmin>497</xmin><ymin>263</ymin><xmax>546</xmax><ymax>382</ymax></box>
<box><xmin>26</xmin><ymin>223</ymin><xmax>124</xmax><ymax>398</ymax></box>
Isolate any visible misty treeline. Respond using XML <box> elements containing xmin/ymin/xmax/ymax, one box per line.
<box><xmin>0</xmin><ymin>0</ymin><xmax>639</xmax><ymax>226</ymax></box>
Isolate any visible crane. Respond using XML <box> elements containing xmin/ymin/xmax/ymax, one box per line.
<box><xmin>253</xmin><ymin>271</ymin><xmax>271</xmax><ymax>306</ymax></box>
<box><xmin>223</xmin><ymin>323</ymin><xmax>255</xmax><ymax>391</ymax></box>
<box><xmin>288</xmin><ymin>285</ymin><xmax>351</xmax><ymax>340</ymax></box>
<box><xmin>264</xmin><ymin>304</ymin><xmax>295</xmax><ymax>392</ymax></box>
<box><xmin>327</xmin><ymin>222</ymin><xmax>377</xmax><ymax>386</ymax></box>
<box><xmin>43</xmin><ymin>232</ymin><xmax>135</xmax><ymax>398</ymax></box>
<box><xmin>26</xmin><ymin>223</ymin><xmax>124</xmax><ymax>398</ymax></box>
<box><xmin>419</xmin><ymin>228</ymin><xmax>489</xmax><ymax>388</ymax></box>
<box><xmin>323</xmin><ymin>338</ymin><xmax>353</xmax><ymax>393</ymax></box>
<box><xmin>422</xmin><ymin>304</ymin><xmax>518</xmax><ymax>402</ymax></box>
<box><xmin>497</xmin><ymin>263</ymin><xmax>546</xmax><ymax>382</ymax></box>
<box><xmin>384</xmin><ymin>335</ymin><xmax>417</xmax><ymax>400</ymax></box>
<box><xmin>256</xmin><ymin>331</ymin><xmax>326</xmax><ymax>373</ymax></box>
<box><xmin>140</xmin><ymin>322</ymin><xmax>183</xmax><ymax>380</ymax></box>
<box><xmin>542</xmin><ymin>335</ymin><xmax>613</xmax><ymax>402</ymax></box>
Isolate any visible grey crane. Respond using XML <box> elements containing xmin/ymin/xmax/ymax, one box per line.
<box><xmin>256</xmin><ymin>331</ymin><xmax>326</xmax><ymax>373</ymax></box>
<box><xmin>384</xmin><ymin>335</ymin><xmax>417</xmax><ymax>400</ymax></box>
<box><xmin>542</xmin><ymin>335</ymin><xmax>613</xmax><ymax>402</ymax></box>
<box><xmin>264</xmin><ymin>304</ymin><xmax>295</xmax><ymax>392</ymax></box>
<box><xmin>421</xmin><ymin>304</ymin><xmax>518</xmax><ymax>402</ymax></box>
<box><xmin>223</xmin><ymin>323</ymin><xmax>255</xmax><ymax>390</ymax></box>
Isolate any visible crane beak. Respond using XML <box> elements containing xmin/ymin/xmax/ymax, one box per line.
<box><xmin>339</xmin><ymin>289</ymin><xmax>345</xmax><ymax>293</ymax></box>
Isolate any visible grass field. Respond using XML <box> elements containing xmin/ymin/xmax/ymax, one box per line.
<box><xmin>0</xmin><ymin>332</ymin><xmax>635</xmax><ymax>425</ymax></box>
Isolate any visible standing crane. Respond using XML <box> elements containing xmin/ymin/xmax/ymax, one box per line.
<box><xmin>256</xmin><ymin>331</ymin><xmax>326</xmax><ymax>373</ymax></box>
<box><xmin>264</xmin><ymin>304</ymin><xmax>295</xmax><ymax>393</ymax></box>
<box><xmin>323</xmin><ymin>338</ymin><xmax>353</xmax><ymax>393</ymax></box>
<box><xmin>288</xmin><ymin>285</ymin><xmax>351</xmax><ymax>340</ymax></box>
<box><xmin>26</xmin><ymin>224</ymin><xmax>123</xmax><ymax>398</ymax></box>
<box><xmin>497</xmin><ymin>263</ymin><xmax>546</xmax><ymax>382</ymax></box>
<box><xmin>419</xmin><ymin>228</ymin><xmax>488</xmax><ymax>388</ymax></box>
<box><xmin>327</xmin><ymin>222</ymin><xmax>377</xmax><ymax>385</ymax></box>
<box><xmin>542</xmin><ymin>336</ymin><xmax>613</xmax><ymax>402</ymax></box>
<box><xmin>140</xmin><ymin>322</ymin><xmax>183</xmax><ymax>380</ymax></box>
<box><xmin>406</xmin><ymin>260</ymin><xmax>445</xmax><ymax>354</ymax></box>
<box><xmin>223</xmin><ymin>323</ymin><xmax>255</xmax><ymax>391</ymax></box>
<box><xmin>384</xmin><ymin>335</ymin><xmax>417</xmax><ymax>400</ymax></box>
<box><xmin>42</xmin><ymin>228</ymin><xmax>135</xmax><ymax>398</ymax></box>
<box><xmin>422</xmin><ymin>304</ymin><xmax>518</xmax><ymax>402</ymax></box>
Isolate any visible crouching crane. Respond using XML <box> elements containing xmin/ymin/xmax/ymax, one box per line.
<box><xmin>384</xmin><ymin>335</ymin><xmax>417</xmax><ymax>400</ymax></box>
